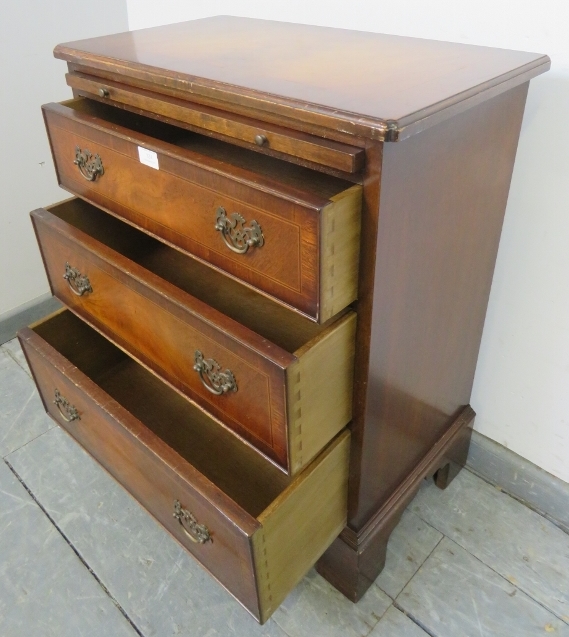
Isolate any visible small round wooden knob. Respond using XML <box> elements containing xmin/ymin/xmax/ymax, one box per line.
<box><xmin>254</xmin><ymin>134</ymin><xmax>267</xmax><ymax>147</ymax></box>
<box><xmin>98</xmin><ymin>88</ymin><xmax>110</xmax><ymax>98</ymax></box>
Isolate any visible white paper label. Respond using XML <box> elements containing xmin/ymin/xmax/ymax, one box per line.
<box><xmin>138</xmin><ymin>146</ymin><xmax>159</xmax><ymax>170</ymax></box>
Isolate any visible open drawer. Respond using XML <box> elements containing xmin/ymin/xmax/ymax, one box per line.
<box><xmin>32</xmin><ymin>198</ymin><xmax>356</xmax><ymax>475</ymax></box>
<box><xmin>42</xmin><ymin>98</ymin><xmax>362</xmax><ymax>323</ymax></box>
<box><xmin>19</xmin><ymin>310</ymin><xmax>350</xmax><ymax>624</ymax></box>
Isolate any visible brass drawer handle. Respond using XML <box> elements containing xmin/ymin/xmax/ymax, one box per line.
<box><xmin>173</xmin><ymin>500</ymin><xmax>211</xmax><ymax>544</ymax></box>
<box><xmin>193</xmin><ymin>350</ymin><xmax>237</xmax><ymax>396</ymax></box>
<box><xmin>53</xmin><ymin>389</ymin><xmax>80</xmax><ymax>422</ymax></box>
<box><xmin>74</xmin><ymin>146</ymin><xmax>104</xmax><ymax>181</ymax></box>
<box><xmin>215</xmin><ymin>206</ymin><xmax>264</xmax><ymax>254</ymax></box>
<box><xmin>63</xmin><ymin>262</ymin><xmax>93</xmax><ymax>296</ymax></box>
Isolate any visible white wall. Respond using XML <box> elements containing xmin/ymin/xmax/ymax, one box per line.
<box><xmin>0</xmin><ymin>1</ymin><xmax>128</xmax><ymax>317</ymax></box>
<box><xmin>127</xmin><ymin>1</ymin><xmax>569</xmax><ymax>483</ymax></box>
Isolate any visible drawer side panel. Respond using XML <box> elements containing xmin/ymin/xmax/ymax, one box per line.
<box><xmin>287</xmin><ymin>312</ymin><xmax>356</xmax><ymax>474</ymax></box>
<box><xmin>253</xmin><ymin>430</ymin><xmax>350</xmax><ymax>622</ymax></box>
<box><xmin>320</xmin><ymin>185</ymin><xmax>362</xmax><ymax>323</ymax></box>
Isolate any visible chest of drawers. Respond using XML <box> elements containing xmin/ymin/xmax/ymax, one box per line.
<box><xmin>19</xmin><ymin>16</ymin><xmax>549</xmax><ymax>622</ymax></box>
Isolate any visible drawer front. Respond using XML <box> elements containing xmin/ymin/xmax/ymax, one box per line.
<box><xmin>20</xmin><ymin>324</ymin><xmax>261</xmax><ymax>615</ymax></box>
<box><xmin>33</xmin><ymin>210</ymin><xmax>291</xmax><ymax>468</ymax></box>
<box><xmin>19</xmin><ymin>315</ymin><xmax>350</xmax><ymax>623</ymax></box>
<box><xmin>43</xmin><ymin>101</ymin><xmax>352</xmax><ymax>321</ymax></box>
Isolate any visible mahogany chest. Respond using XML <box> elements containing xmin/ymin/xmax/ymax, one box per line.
<box><xmin>19</xmin><ymin>16</ymin><xmax>549</xmax><ymax>622</ymax></box>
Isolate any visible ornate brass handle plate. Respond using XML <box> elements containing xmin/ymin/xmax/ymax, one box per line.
<box><xmin>63</xmin><ymin>262</ymin><xmax>93</xmax><ymax>296</ymax></box>
<box><xmin>173</xmin><ymin>500</ymin><xmax>211</xmax><ymax>544</ymax></box>
<box><xmin>215</xmin><ymin>206</ymin><xmax>264</xmax><ymax>254</ymax></box>
<box><xmin>193</xmin><ymin>350</ymin><xmax>237</xmax><ymax>396</ymax></box>
<box><xmin>53</xmin><ymin>389</ymin><xmax>80</xmax><ymax>422</ymax></box>
<box><xmin>74</xmin><ymin>146</ymin><xmax>104</xmax><ymax>181</ymax></box>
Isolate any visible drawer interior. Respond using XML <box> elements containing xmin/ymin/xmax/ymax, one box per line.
<box><xmin>64</xmin><ymin>98</ymin><xmax>354</xmax><ymax>200</ymax></box>
<box><xmin>49</xmin><ymin>198</ymin><xmax>336</xmax><ymax>353</ymax></box>
<box><xmin>33</xmin><ymin>309</ymin><xmax>291</xmax><ymax>516</ymax></box>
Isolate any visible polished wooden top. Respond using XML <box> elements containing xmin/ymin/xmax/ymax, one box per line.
<box><xmin>55</xmin><ymin>16</ymin><xmax>550</xmax><ymax>140</ymax></box>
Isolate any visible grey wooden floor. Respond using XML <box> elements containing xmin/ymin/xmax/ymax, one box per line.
<box><xmin>1</xmin><ymin>337</ymin><xmax>568</xmax><ymax>637</ymax></box>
